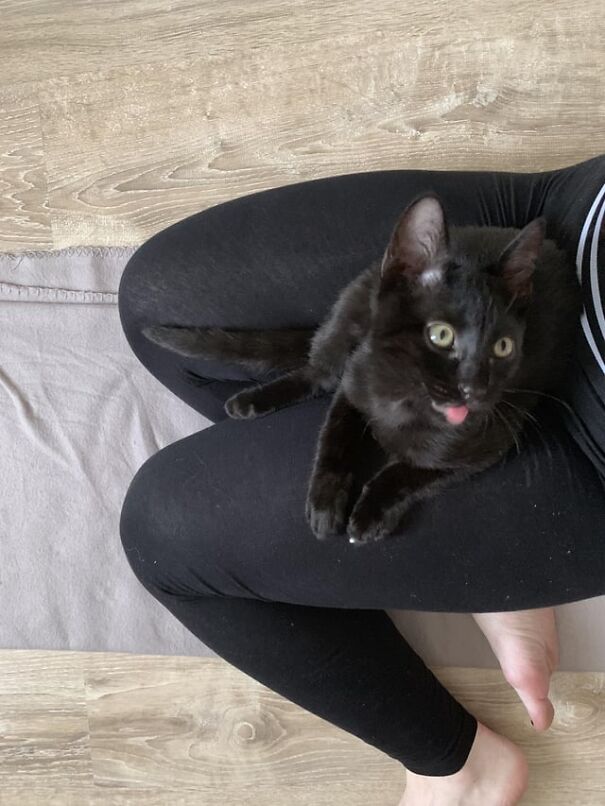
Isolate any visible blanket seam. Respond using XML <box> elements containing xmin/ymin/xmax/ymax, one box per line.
<box><xmin>0</xmin><ymin>281</ymin><xmax>118</xmax><ymax>304</ymax></box>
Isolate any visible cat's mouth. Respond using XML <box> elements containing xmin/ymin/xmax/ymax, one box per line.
<box><xmin>430</xmin><ymin>400</ymin><xmax>470</xmax><ymax>426</ymax></box>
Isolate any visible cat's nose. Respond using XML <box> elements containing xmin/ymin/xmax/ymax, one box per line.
<box><xmin>459</xmin><ymin>383</ymin><xmax>487</xmax><ymax>401</ymax></box>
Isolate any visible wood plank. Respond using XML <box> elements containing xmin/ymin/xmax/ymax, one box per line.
<box><xmin>1</xmin><ymin>0</ymin><xmax>603</xmax><ymax>249</ymax></box>
<box><xmin>33</xmin><ymin>1</ymin><xmax>604</xmax><ymax>247</ymax></box>
<box><xmin>0</xmin><ymin>0</ymin><xmax>602</xmax><ymax>88</ymax></box>
<box><xmin>0</xmin><ymin>785</ymin><xmax>400</xmax><ymax>806</ymax></box>
<box><xmin>0</xmin><ymin>651</ymin><xmax>92</xmax><ymax>787</ymax></box>
<box><xmin>0</xmin><ymin>650</ymin><xmax>603</xmax><ymax>804</ymax></box>
<box><xmin>0</xmin><ymin>82</ymin><xmax>51</xmax><ymax>250</ymax></box>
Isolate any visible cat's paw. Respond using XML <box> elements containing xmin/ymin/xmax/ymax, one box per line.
<box><xmin>305</xmin><ymin>471</ymin><xmax>353</xmax><ymax>540</ymax></box>
<box><xmin>346</xmin><ymin>513</ymin><xmax>392</xmax><ymax>545</ymax></box>
<box><xmin>225</xmin><ymin>389</ymin><xmax>274</xmax><ymax>419</ymax></box>
<box><xmin>346</xmin><ymin>488</ymin><xmax>408</xmax><ymax>545</ymax></box>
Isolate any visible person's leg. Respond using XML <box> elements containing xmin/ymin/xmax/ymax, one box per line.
<box><xmin>119</xmin><ymin>393</ymin><xmax>605</xmax><ymax>775</ymax></box>
<box><xmin>119</xmin><ymin>396</ymin><xmax>476</xmax><ymax>776</ymax></box>
<box><xmin>118</xmin><ymin>156</ymin><xmax>605</xmax><ymax>787</ymax></box>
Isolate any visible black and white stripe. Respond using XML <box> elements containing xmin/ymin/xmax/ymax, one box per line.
<box><xmin>576</xmin><ymin>183</ymin><xmax>605</xmax><ymax>375</ymax></box>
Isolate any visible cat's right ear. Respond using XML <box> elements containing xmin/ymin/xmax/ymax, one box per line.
<box><xmin>381</xmin><ymin>195</ymin><xmax>449</xmax><ymax>287</ymax></box>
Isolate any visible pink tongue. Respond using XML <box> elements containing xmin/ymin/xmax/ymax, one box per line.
<box><xmin>445</xmin><ymin>405</ymin><xmax>469</xmax><ymax>425</ymax></box>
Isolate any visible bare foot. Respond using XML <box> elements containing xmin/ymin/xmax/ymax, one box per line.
<box><xmin>399</xmin><ymin>721</ymin><xmax>528</xmax><ymax>805</ymax></box>
<box><xmin>472</xmin><ymin>607</ymin><xmax>559</xmax><ymax>730</ymax></box>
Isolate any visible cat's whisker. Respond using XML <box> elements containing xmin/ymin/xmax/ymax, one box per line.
<box><xmin>499</xmin><ymin>398</ymin><xmax>555</xmax><ymax>470</ymax></box>
<box><xmin>525</xmin><ymin>414</ymin><xmax>554</xmax><ymax>469</ymax></box>
<box><xmin>501</xmin><ymin>399</ymin><xmax>545</xmax><ymax>448</ymax></box>
<box><xmin>503</xmin><ymin>390</ymin><xmax>568</xmax><ymax>470</ymax></box>
<box><xmin>500</xmin><ymin>398</ymin><xmax>539</xmax><ymax>427</ymax></box>
<box><xmin>494</xmin><ymin>405</ymin><xmax>521</xmax><ymax>456</ymax></box>
<box><xmin>481</xmin><ymin>409</ymin><xmax>492</xmax><ymax>441</ymax></box>
<box><xmin>503</xmin><ymin>400</ymin><xmax>539</xmax><ymax>425</ymax></box>
<box><xmin>506</xmin><ymin>387</ymin><xmax>575</xmax><ymax>417</ymax></box>
<box><xmin>361</xmin><ymin>412</ymin><xmax>381</xmax><ymax>440</ymax></box>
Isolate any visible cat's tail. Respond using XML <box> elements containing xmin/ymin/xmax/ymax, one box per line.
<box><xmin>142</xmin><ymin>325</ymin><xmax>314</xmax><ymax>373</ymax></box>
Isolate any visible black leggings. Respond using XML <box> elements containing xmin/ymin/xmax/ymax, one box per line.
<box><xmin>118</xmin><ymin>156</ymin><xmax>605</xmax><ymax>776</ymax></box>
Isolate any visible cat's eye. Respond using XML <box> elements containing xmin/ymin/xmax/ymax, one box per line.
<box><xmin>493</xmin><ymin>337</ymin><xmax>515</xmax><ymax>358</ymax></box>
<box><xmin>427</xmin><ymin>322</ymin><xmax>455</xmax><ymax>349</ymax></box>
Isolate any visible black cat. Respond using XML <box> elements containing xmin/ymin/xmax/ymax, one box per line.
<box><xmin>143</xmin><ymin>195</ymin><xmax>581</xmax><ymax>545</ymax></box>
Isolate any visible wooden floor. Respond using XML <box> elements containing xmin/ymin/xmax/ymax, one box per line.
<box><xmin>0</xmin><ymin>650</ymin><xmax>602</xmax><ymax>806</ymax></box>
<box><xmin>1</xmin><ymin>0</ymin><xmax>604</xmax><ymax>252</ymax></box>
<box><xmin>1</xmin><ymin>1</ymin><xmax>604</xmax><ymax>803</ymax></box>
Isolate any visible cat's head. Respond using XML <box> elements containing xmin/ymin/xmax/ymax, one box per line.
<box><xmin>372</xmin><ymin>195</ymin><xmax>545</xmax><ymax>426</ymax></box>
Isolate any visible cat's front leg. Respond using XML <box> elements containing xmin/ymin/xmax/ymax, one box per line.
<box><xmin>305</xmin><ymin>389</ymin><xmax>368</xmax><ymax>540</ymax></box>
<box><xmin>347</xmin><ymin>461</ymin><xmax>452</xmax><ymax>545</ymax></box>
<box><xmin>306</xmin><ymin>469</ymin><xmax>355</xmax><ymax>539</ymax></box>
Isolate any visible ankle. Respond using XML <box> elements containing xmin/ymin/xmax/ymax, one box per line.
<box><xmin>400</xmin><ymin>722</ymin><xmax>529</xmax><ymax>806</ymax></box>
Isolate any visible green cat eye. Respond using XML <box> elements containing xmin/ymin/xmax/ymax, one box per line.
<box><xmin>427</xmin><ymin>322</ymin><xmax>455</xmax><ymax>349</ymax></box>
<box><xmin>493</xmin><ymin>336</ymin><xmax>515</xmax><ymax>358</ymax></box>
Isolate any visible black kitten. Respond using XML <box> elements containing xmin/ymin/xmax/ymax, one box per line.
<box><xmin>143</xmin><ymin>195</ymin><xmax>581</xmax><ymax>544</ymax></box>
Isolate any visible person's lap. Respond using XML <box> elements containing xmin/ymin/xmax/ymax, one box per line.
<box><xmin>123</xmin><ymin>386</ymin><xmax>605</xmax><ymax>614</ymax></box>
<box><xmin>118</xmin><ymin>157</ymin><xmax>605</xmax><ymax>616</ymax></box>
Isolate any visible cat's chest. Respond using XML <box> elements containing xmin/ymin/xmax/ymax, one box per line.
<box><xmin>368</xmin><ymin>401</ymin><xmax>444</xmax><ymax>456</ymax></box>
<box><xmin>343</xmin><ymin>366</ymin><xmax>416</xmax><ymax>429</ymax></box>
<box><xmin>369</xmin><ymin>410</ymin><xmax>474</xmax><ymax>468</ymax></box>
<box><xmin>369</xmin><ymin>396</ymin><xmax>418</xmax><ymax>427</ymax></box>
<box><xmin>341</xmin><ymin>372</ymin><xmax>469</xmax><ymax>467</ymax></box>
<box><xmin>344</xmin><ymin>378</ymin><xmax>452</xmax><ymax>462</ymax></box>
<box><xmin>341</xmin><ymin>347</ymin><xmax>479</xmax><ymax>466</ymax></box>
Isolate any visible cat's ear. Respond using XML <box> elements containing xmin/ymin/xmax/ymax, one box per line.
<box><xmin>381</xmin><ymin>195</ymin><xmax>449</xmax><ymax>286</ymax></box>
<box><xmin>497</xmin><ymin>218</ymin><xmax>546</xmax><ymax>299</ymax></box>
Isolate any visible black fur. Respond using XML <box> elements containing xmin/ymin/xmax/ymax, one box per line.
<box><xmin>143</xmin><ymin>195</ymin><xmax>581</xmax><ymax>544</ymax></box>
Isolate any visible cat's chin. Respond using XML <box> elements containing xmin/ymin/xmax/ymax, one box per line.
<box><xmin>431</xmin><ymin>400</ymin><xmax>470</xmax><ymax>426</ymax></box>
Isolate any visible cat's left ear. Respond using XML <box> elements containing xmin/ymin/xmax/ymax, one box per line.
<box><xmin>497</xmin><ymin>217</ymin><xmax>546</xmax><ymax>299</ymax></box>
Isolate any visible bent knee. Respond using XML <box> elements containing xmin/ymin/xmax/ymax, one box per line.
<box><xmin>119</xmin><ymin>447</ymin><xmax>227</xmax><ymax>597</ymax></box>
<box><xmin>117</xmin><ymin>237</ymin><xmax>170</xmax><ymax>328</ymax></box>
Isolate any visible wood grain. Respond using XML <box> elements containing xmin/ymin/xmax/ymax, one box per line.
<box><xmin>0</xmin><ymin>0</ymin><xmax>603</xmax><ymax>248</ymax></box>
<box><xmin>0</xmin><ymin>650</ymin><xmax>603</xmax><ymax>805</ymax></box>
<box><xmin>0</xmin><ymin>0</ymin><xmax>601</xmax><ymax>87</ymax></box>
<box><xmin>0</xmin><ymin>82</ymin><xmax>51</xmax><ymax>250</ymax></box>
